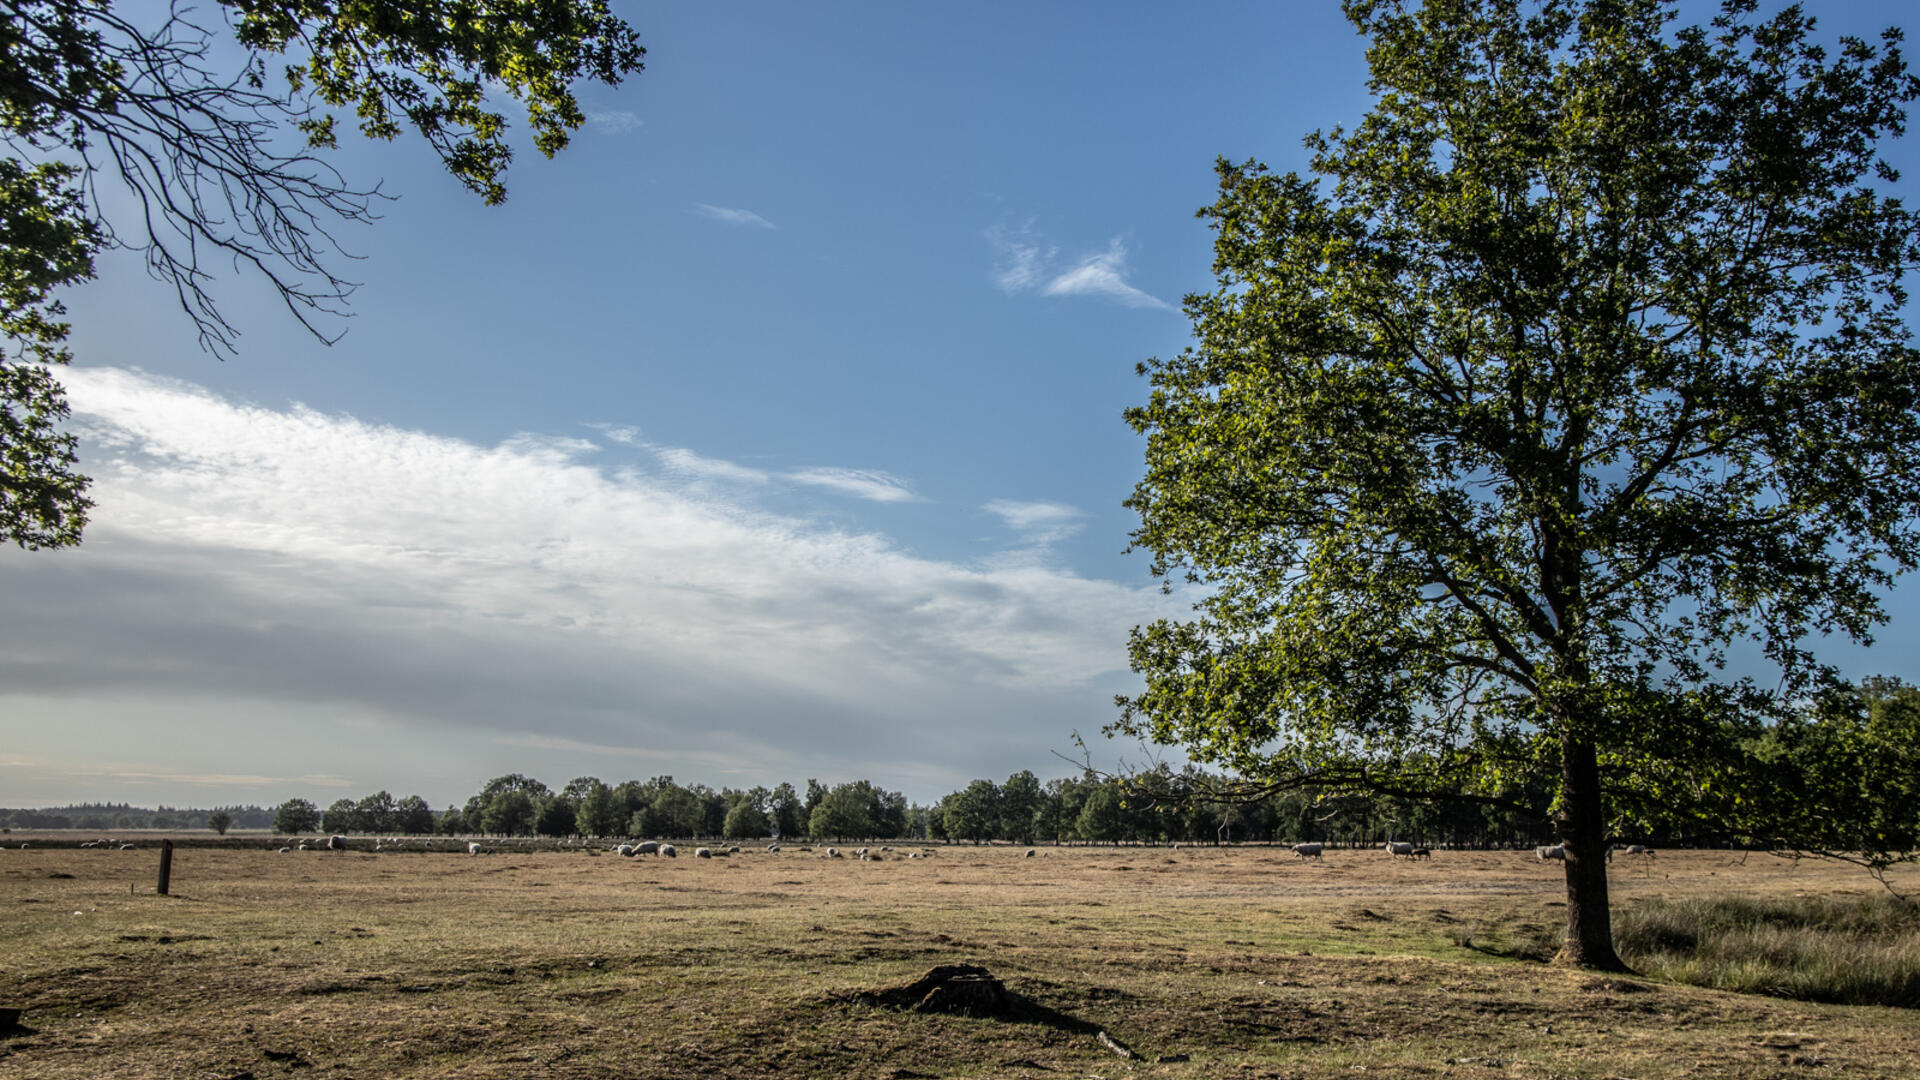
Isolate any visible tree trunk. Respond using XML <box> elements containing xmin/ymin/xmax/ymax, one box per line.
<box><xmin>1555</xmin><ymin>734</ymin><xmax>1628</xmax><ymax>971</ymax></box>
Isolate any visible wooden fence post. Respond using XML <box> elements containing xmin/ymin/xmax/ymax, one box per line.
<box><xmin>157</xmin><ymin>839</ymin><xmax>174</xmax><ymax>896</ymax></box>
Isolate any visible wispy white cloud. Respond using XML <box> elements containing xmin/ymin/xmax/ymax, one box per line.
<box><xmin>1042</xmin><ymin>238</ymin><xmax>1175</xmax><ymax>310</ymax></box>
<box><xmin>987</xmin><ymin>222</ymin><xmax>1056</xmax><ymax>294</ymax></box>
<box><xmin>985</xmin><ymin>499</ymin><xmax>1086</xmax><ymax>545</ymax></box>
<box><xmin>586</xmin><ymin>110</ymin><xmax>644</xmax><ymax>135</ymax></box>
<box><xmin>988</xmin><ymin>225</ymin><xmax>1172</xmax><ymax>311</ymax></box>
<box><xmin>786</xmin><ymin>467</ymin><xmax>919</xmax><ymax>503</ymax></box>
<box><xmin>11</xmin><ymin>369</ymin><xmax>1180</xmax><ymax>804</ymax></box>
<box><xmin>656</xmin><ymin>447</ymin><xmax>771</xmax><ymax>485</ymax></box>
<box><xmin>586</xmin><ymin>422</ymin><xmax>645</xmax><ymax>446</ymax></box>
<box><xmin>693</xmin><ymin>203</ymin><xmax>777</xmax><ymax>229</ymax></box>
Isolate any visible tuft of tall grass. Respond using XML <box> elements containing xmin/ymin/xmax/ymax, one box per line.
<box><xmin>1613</xmin><ymin>893</ymin><xmax>1920</xmax><ymax>1007</ymax></box>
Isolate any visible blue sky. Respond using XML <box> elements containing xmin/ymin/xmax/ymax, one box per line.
<box><xmin>4</xmin><ymin>2</ymin><xmax>1916</xmax><ymax>810</ymax></box>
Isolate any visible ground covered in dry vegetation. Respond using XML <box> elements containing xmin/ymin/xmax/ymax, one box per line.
<box><xmin>2</xmin><ymin>841</ymin><xmax>1915</xmax><ymax>1079</ymax></box>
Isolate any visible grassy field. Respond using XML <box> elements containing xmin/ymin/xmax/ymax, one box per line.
<box><xmin>2</xmin><ymin>841</ymin><xmax>1916</xmax><ymax>1079</ymax></box>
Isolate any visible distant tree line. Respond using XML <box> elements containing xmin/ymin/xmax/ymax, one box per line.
<box><xmin>0</xmin><ymin>803</ymin><xmax>273</xmax><ymax>831</ymax></box>
<box><xmin>16</xmin><ymin>678</ymin><xmax>1915</xmax><ymax>852</ymax></box>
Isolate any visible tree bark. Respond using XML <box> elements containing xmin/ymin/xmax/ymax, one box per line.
<box><xmin>1555</xmin><ymin>735</ymin><xmax>1628</xmax><ymax>970</ymax></box>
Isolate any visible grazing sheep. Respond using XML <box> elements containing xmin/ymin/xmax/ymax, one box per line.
<box><xmin>825</xmin><ymin>847</ymin><xmax>842</xmax><ymax>859</ymax></box>
<box><xmin>468</xmin><ymin>842</ymin><xmax>485</xmax><ymax>856</ymax></box>
<box><xmin>1536</xmin><ymin>844</ymin><xmax>1567</xmax><ymax>862</ymax></box>
<box><xmin>327</xmin><ymin>835</ymin><xmax>348</xmax><ymax>851</ymax></box>
<box><xmin>118</xmin><ymin>843</ymin><xmax>136</xmax><ymax>850</ymax></box>
<box><xmin>634</xmin><ymin>841</ymin><xmax>660</xmax><ymax>855</ymax></box>
<box><xmin>695</xmin><ymin>847</ymin><xmax>712</xmax><ymax>858</ymax></box>
<box><xmin>1412</xmin><ymin>847</ymin><xmax>1433</xmax><ymax>860</ymax></box>
<box><xmin>765</xmin><ymin>843</ymin><xmax>781</xmax><ymax>852</ymax></box>
<box><xmin>660</xmin><ymin>843</ymin><xmax>677</xmax><ymax>858</ymax></box>
<box><xmin>277</xmin><ymin>846</ymin><xmax>291</xmax><ymax>853</ymax></box>
<box><xmin>1025</xmin><ymin>849</ymin><xmax>1037</xmax><ymax>858</ymax></box>
<box><xmin>1384</xmin><ymin>840</ymin><xmax>1415</xmax><ymax>858</ymax></box>
<box><xmin>727</xmin><ymin>845</ymin><xmax>740</xmax><ymax>854</ymax></box>
<box><xmin>615</xmin><ymin>843</ymin><xmax>634</xmax><ymax>857</ymax></box>
<box><xmin>297</xmin><ymin>843</ymin><xmax>311</xmax><ymax>851</ymax></box>
<box><xmin>1291</xmin><ymin>842</ymin><xmax>1324</xmax><ymax>859</ymax></box>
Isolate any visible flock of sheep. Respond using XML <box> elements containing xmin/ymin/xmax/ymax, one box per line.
<box><xmin>1279</xmin><ymin>840</ymin><xmax>1657</xmax><ymax>863</ymax></box>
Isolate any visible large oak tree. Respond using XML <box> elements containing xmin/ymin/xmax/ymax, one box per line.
<box><xmin>1119</xmin><ymin>0</ymin><xmax>1920</xmax><ymax>969</ymax></box>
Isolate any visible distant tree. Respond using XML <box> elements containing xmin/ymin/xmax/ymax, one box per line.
<box><xmin>464</xmin><ymin>774</ymin><xmax>550</xmax><ymax>828</ymax></box>
<box><xmin>942</xmin><ymin>780</ymin><xmax>1001</xmax><ymax>844</ymax></box>
<box><xmin>561</xmin><ymin>776</ymin><xmax>602</xmax><ymax>804</ymax></box>
<box><xmin>649</xmin><ymin>784</ymin><xmax>705</xmax><ymax>838</ymax></box>
<box><xmin>394</xmin><ymin>795</ymin><xmax>435</xmax><ymax>836</ymax></box>
<box><xmin>808</xmin><ymin>783</ymin><xmax>875</xmax><ymax>840</ymax></box>
<box><xmin>354</xmin><ymin>790</ymin><xmax>397</xmax><ymax>834</ymax></box>
<box><xmin>575</xmin><ymin>781</ymin><xmax>623</xmax><ymax>837</ymax></box>
<box><xmin>320</xmin><ymin>798</ymin><xmax>358</xmax><ymax>834</ymax></box>
<box><xmin>999</xmin><ymin>771</ymin><xmax>1043</xmax><ymax>844</ymax></box>
<box><xmin>1736</xmin><ymin>677</ymin><xmax>1920</xmax><ymax>873</ymax></box>
<box><xmin>480</xmin><ymin>790</ymin><xmax>535</xmax><ymax>837</ymax></box>
<box><xmin>437</xmin><ymin>807</ymin><xmax>465</xmax><ymax>836</ymax></box>
<box><xmin>533</xmin><ymin>794</ymin><xmax>577</xmax><ymax>837</ymax></box>
<box><xmin>1076</xmin><ymin>785</ymin><xmax>1131</xmax><ymax>844</ymax></box>
<box><xmin>723</xmin><ymin>800</ymin><xmax>770</xmax><ymax>840</ymax></box>
<box><xmin>206</xmin><ymin>810</ymin><xmax>232</xmax><ymax>835</ymax></box>
<box><xmin>768</xmin><ymin>782</ymin><xmax>804</xmax><ymax>839</ymax></box>
<box><xmin>272</xmin><ymin>798</ymin><xmax>319</xmax><ymax>835</ymax></box>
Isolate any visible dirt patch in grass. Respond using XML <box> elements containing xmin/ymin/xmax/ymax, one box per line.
<box><xmin>0</xmin><ymin>845</ymin><xmax>1916</xmax><ymax>1078</ymax></box>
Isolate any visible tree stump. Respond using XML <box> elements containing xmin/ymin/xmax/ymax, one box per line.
<box><xmin>868</xmin><ymin>964</ymin><xmax>1015</xmax><ymax>1016</ymax></box>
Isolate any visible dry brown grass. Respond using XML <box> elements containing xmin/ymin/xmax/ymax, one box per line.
<box><xmin>2</xmin><ymin>842</ymin><xmax>1915</xmax><ymax>1079</ymax></box>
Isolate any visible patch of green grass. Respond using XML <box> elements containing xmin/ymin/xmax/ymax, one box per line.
<box><xmin>1615</xmin><ymin>892</ymin><xmax>1920</xmax><ymax>1007</ymax></box>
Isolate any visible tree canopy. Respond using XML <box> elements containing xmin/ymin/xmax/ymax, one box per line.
<box><xmin>1</xmin><ymin>0</ymin><xmax>644</xmax><ymax>548</ymax></box>
<box><xmin>1118</xmin><ymin>0</ymin><xmax>1920</xmax><ymax>969</ymax></box>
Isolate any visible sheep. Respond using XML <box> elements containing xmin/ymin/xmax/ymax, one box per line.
<box><xmin>659</xmin><ymin>843</ymin><xmax>677</xmax><ymax>858</ymax></box>
<box><xmin>468</xmin><ymin>841</ymin><xmax>485</xmax><ymax>856</ymax></box>
<box><xmin>1025</xmin><ymin>849</ymin><xmax>1037</xmax><ymax>858</ymax></box>
<box><xmin>1384</xmin><ymin>840</ymin><xmax>1415</xmax><ymax>859</ymax></box>
<box><xmin>1412</xmin><ymin>847</ymin><xmax>1433</xmax><ymax>860</ymax></box>
<box><xmin>634</xmin><ymin>841</ymin><xmax>660</xmax><ymax>855</ymax></box>
<box><xmin>765</xmin><ymin>843</ymin><xmax>781</xmax><ymax>852</ymax></box>
<box><xmin>277</xmin><ymin>846</ymin><xmax>292</xmax><ymax>853</ymax></box>
<box><xmin>825</xmin><ymin>847</ymin><xmax>842</xmax><ymax>859</ymax></box>
<box><xmin>615</xmin><ymin>843</ymin><xmax>635</xmax><ymax>857</ymax></box>
<box><xmin>695</xmin><ymin>847</ymin><xmax>712</xmax><ymax>858</ymax></box>
<box><xmin>727</xmin><ymin>845</ymin><xmax>740</xmax><ymax>854</ymax></box>
<box><xmin>1291</xmin><ymin>842</ymin><xmax>1324</xmax><ymax>859</ymax></box>
<box><xmin>327</xmin><ymin>835</ymin><xmax>348</xmax><ymax>851</ymax></box>
<box><xmin>297</xmin><ymin>842</ymin><xmax>311</xmax><ymax>851</ymax></box>
<box><xmin>1536</xmin><ymin>844</ymin><xmax>1567</xmax><ymax>862</ymax></box>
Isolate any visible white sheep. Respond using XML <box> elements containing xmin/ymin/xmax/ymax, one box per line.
<box><xmin>615</xmin><ymin>843</ymin><xmax>635</xmax><ymax>857</ymax></box>
<box><xmin>327</xmin><ymin>835</ymin><xmax>348</xmax><ymax>851</ymax></box>
<box><xmin>695</xmin><ymin>847</ymin><xmax>712</xmax><ymax>858</ymax></box>
<box><xmin>1384</xmin><ymin>840</ymin><xmax>1415</xmax><ymax>858</ymax></box>
<box><xmin>660</xmin><ymin>843</ymin><xmax>677</xmax><ymax>858</ymax></box>
<box><xmin>468</xmin><ymin>841</ymin><xmax>485</xmax><ymax>856</ymax></box>
<box><xmin>634</xmin><ymin>840</ymin><xmax>660</xmax><ymax>855</ymax></box>
<box><xmin>1536</xmin><ymin>843</ymin><xmax>1567</xmax><ymax>861</ymax></box>
<box><xmin>1291</xmin><ymin>842</ymin><xmax>1324</xmax><ymax>859</ymax></box>
<box><xmin>1025</xmin><ymin>849</ymin><xmax>1037</xmax><ymax>858</ymax></box>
